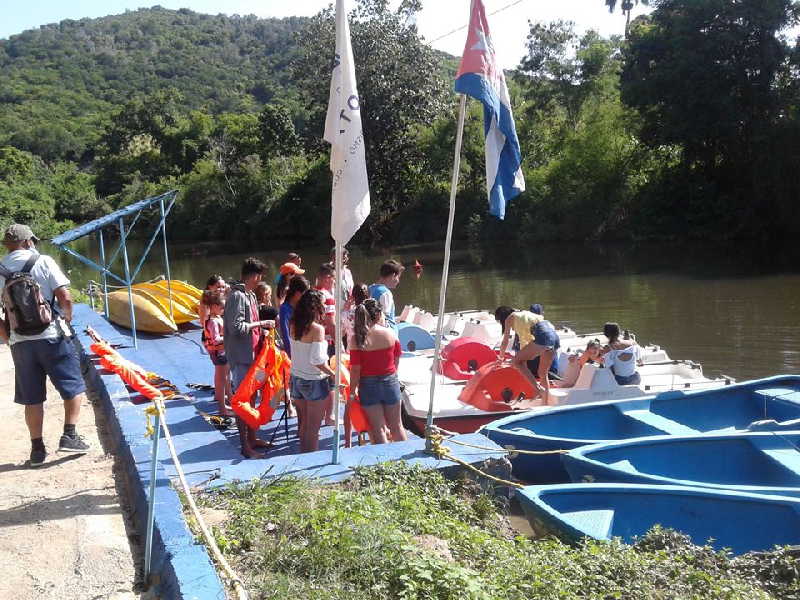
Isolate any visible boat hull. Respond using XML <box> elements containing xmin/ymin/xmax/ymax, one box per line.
<box><xmin>563</xmin><ymin>431</ymin><xmax>800</xmax><ymax>498</ymax></box>
<box><xmin>481</xmin><ymin>375</ymin><xmax>800</xmax><ymax>483</ymax></box>
<box><xmin>517</xmin><ymin>483</ymin><xmax>800</xmax><ymax>555</ymax></box>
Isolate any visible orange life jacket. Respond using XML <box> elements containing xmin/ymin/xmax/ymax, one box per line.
<box><xmin>230</xmin><ymin>336</ymin><xmax>291</xmax><ymax>429</ymax></box>
<box><xmin>331</xmin><ymin>353</ymin><xmax>370</xmax><ymax>434</ymax></box>
<box><xmin>99</xmin><ymin>352</ymin><xmax>164</xmax><ymax>400</ymax></box>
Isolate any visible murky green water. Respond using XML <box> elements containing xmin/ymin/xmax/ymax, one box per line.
<box><xmin>46</xmin><ymin>238</ymin><xmax>800</xmax><ymax>382</ymax></box>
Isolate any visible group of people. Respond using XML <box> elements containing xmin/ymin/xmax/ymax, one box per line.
<box><xmin>494</xmin><ymin>304</ymin><xmax>641</xmax><ymax>402</ymax></box>
<box><xmin>197</xmin><ymin>250</ymin><xmax>409</xmax><ymax>458</ymax></box>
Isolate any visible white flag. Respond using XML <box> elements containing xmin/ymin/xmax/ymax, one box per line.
<box><xmin>324</xmin><ymin>0</ymin><xmax>370</xmax><ymax>244</ymax></box>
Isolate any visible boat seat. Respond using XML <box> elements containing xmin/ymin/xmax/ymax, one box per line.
<box><xmin>562</xmin><ymin>509</ymin><xmax>615</xmax><ymax>539</ymax></box>
<box><xmin>620</xmin><ymin>409</ymin><xmax>699</xmax><ymax>436</ymax></box>
<box><xmin>759</xmin><ymin>448</ymin><xmax>800</xmax><ymax>477</ymax></box>
<box><xmin>753</xmin><ymin>388</ymin><xmax>800</xmax><ymax>404</ymax></box>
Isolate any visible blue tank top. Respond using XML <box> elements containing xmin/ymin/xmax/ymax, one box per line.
<box><xmin>368</xmin><ymin>283</ymin><xmax>397</xmax><ymax>332</ymax></box>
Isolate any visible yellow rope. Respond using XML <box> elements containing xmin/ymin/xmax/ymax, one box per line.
<box><xmin>430</xmin><ymin>429</ymin><xmax>569</xmax><ymax>456</ymax></box>
<box><xmin>427</xmin><ymin>432</ymin><xmax>523</xmax><ymax>488</ymax></box>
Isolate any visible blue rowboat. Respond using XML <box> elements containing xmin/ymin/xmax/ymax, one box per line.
<box><xmin>480</xmin><ymin>375</ymin><xmax>800</xmax><ymax>483</ymax></box>
<box><xmin>517</xmin><ymin>483</ymin><xmax>800</xmax><ymax>555</ymax></box>
<box><xmin>563</xmin><ymin>431</ymin><xmax>800</xmax><ymax>497</ymax></box>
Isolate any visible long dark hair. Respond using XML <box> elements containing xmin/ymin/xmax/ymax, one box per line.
<box><xmin>352</xmin><ymin>282</ymin><xmax>369</xmax><ymax>306</ymax></box>
<box><xmin>603</xmin><ymin>322</ymin><xmax>621</xmax><ymax>343</ymax></box>
<box><xmin>353</xmin><ymin>298</ymin><xmax>383</xmax><ymax>348</ymax></box>
<box><xmin>205</xmin><ymin>274</ymin><xmax>224</xmax><ymax>289</ymax></box>
<box><xmin>291</xmin><ymin>289</ymin><xmax>324</xmax><ymax>340</ymax></box>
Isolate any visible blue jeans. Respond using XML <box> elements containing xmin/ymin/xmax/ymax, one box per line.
<box><xmin>11</xmin><ymin>337</ymin><xmax>86</xmax><ymax>404</ymax></box>
<box><xmin>614</xmin><ymin>371</ymin><xmax>641</xmax><ymax>386</ymax></box>
<box><xmin>358</xmin><ymin>374</ymin><xmax>401</xmax><ymax>407</ymax></box>
<box><xmin>290</xmin><ymin>375</ymin><xmax>330</xmax><ymax>402</ymax></box>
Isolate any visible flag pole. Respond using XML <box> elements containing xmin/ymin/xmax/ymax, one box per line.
<box><xmin>426</xmin><ymin>93</ymin><xmax>468</xmax><ymax>449</ymax></box>
<box><xmin>332</xmin><ymin>242</ymin><xmax>343</xmax><ymax>463</ymax></box>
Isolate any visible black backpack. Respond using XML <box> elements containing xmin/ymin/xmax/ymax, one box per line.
<box><xmin>0</xmin><ymin>255</ymin><xmax>54</xmax><ymax>335</ymax></box>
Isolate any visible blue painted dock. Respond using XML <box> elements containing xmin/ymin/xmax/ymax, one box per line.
<box><xmin>71</xmin><ymin>303</ymin><xmax>510</xmax><ymax>599</ymax></box>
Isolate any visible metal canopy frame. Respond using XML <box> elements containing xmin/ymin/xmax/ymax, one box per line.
<box><xmin>50</xmin><ymin>190</ymin><xmax>179</xmax><ymax>348</ymax></box>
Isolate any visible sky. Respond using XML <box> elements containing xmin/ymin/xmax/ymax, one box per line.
<box><xmin>0</xmin><ymin>0</ymin><xmax>651</xmax><ymax>69</ymax></box>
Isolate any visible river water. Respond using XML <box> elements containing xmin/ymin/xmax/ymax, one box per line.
<box><xmin>47</xmin><ymin>238</ymin><xmax>800</xmax><ymax>382</ymax></box>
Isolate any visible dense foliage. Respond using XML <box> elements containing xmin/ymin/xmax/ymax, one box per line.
<box><xmin>199</xmin><ymin>463</ymin><xmax>799</xmax><ymax>599</ymax></box>
<box><xmin>1</xmin><ymin>1</ymin><xmax>799</xmax><ymax>244</ymax></box>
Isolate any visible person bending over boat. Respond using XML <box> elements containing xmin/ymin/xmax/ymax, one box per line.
<box><xmin>224</xmin><ymin>258</ymin><xmax>275</xmax><ymax>459</ymax></box>
<box><xmin>512</xmin><ymin>319</ymin><xmax>561</xmax><ymax>403</ymax></box>
<box><xmin>495</xmin><ymin>306</ymin><xmax>543</xmax><ymax>357</ymax></box>
<box><xmin>348</xmin><ymin>298</ymin><xmax>407</xmax><ymax>444</ymax></box>
<box><xmin>601</xmin><ymin>322</ymin><xmax>642</xmax><ymax>386</ymax></box>
<box><xmin>290</xmin><ymin>290</ymin><xmax>335</xmax><ymax>453</ymax></box>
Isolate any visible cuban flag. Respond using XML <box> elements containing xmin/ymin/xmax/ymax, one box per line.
<box><xmin>455</xmin><ymin>0</ymin><xmax>525</xmax><ymax>220</ymax></box>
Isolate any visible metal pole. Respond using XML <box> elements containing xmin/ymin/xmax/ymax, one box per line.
<box><xmin>143</xmin><ymin>410</ymin><xmax>160</xmax><ymax>583</ymax></box>
<box><xmin>331</xmin><ymin>242</ymin><xmax>343</xmax><ymax>464</ymax></box>
<box><xmin>98</xmin><ymin>229</ymin><xmax>109</xmax><ymax>318</ymax></box>
<box><xmin>120</xmin><ymin>218</ymin><xmax>137</xmax><ymax>348</ymax></box>
<box><xmin>159</xmin><ymin>196</ymin><xmax>174</xmax><ymax>322</ymax></box>
<box><xmin>426</xmin><ymin>94</ymin><xmax>468</xmax><ymax>450</ymax></box>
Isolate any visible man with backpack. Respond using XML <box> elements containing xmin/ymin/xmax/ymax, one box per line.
<box><xmin>0</xmin><ymin>223</ymin><xmax>90</xmax><ymax>467</ymax></box>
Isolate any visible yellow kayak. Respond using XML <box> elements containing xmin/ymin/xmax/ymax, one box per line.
<box><xmin>133</xmin><ymin>282</ymin><xmax>199</xmax><ymax>313</ymax></box>
<box><xmin>107</xmin><ymin>290</ymin><xmax>178</xmax><ymax>334</ymax></box>
<box><xmin>153</xmin><ymin>279</ymin><xmax>203</xmax><ymax>302</ymax></box>
<box><xmin>131</xmin><ymin>288</ymin><xmax>196</xmax><ymax>324</ymax></box>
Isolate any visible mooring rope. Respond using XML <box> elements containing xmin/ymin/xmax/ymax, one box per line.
<box><xmin>146</xmin><ymin>396</ymin><xmax>249</xmax><ymax>600</ymax></box>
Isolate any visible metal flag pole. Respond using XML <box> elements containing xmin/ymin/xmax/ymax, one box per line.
<box><xmin>426</xmin><ymin>93</ymin><xmax>468</xmax><ymax>449</ymax></box>
<box><xmin>332</xmin><ymin>242</ymin><xmax>344</xmax><ymax>463</ymax></box>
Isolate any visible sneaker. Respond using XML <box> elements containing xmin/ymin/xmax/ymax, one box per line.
<box><xmin>29</xmin><ymin>447</ymin><xmax>47</xmax><ymax>467</ymax></box>
<box><xmin>58</xmin><ymin>434</ymin><xmax>90</xmax><ymax>454</ymax></box>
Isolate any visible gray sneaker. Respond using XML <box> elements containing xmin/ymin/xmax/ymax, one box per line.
<box><xmin>58</xmin><ymin>434</ymin><xmax>90</xmax><ymax>453</ymax></box>
<box><xmin>30</xmin><ymin>447</ymin><xmax>47</xmax><ymax>467</ymax></box>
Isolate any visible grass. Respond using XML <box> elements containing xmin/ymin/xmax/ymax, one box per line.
<box><xmin>197</xmin><ymin>463</ymin><xmax>800</xmax><ymax>599</ymax></box>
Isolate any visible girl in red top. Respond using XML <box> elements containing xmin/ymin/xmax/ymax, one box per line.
<box><xmin>348</xmin><ymin>298</ymin><xmax>407</xmax><ymax>444</ymax></box>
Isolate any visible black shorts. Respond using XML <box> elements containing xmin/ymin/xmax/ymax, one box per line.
<box><xmin>11</xmin><ymin>337</ymin><xmax>86</xmax><ymax>405</ymax></box>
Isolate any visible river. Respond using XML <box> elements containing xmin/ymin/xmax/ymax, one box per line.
<box><xmin>46</xmin><ymin>238</ymin><xmax>800</xmax><ymax>382</ymax></box>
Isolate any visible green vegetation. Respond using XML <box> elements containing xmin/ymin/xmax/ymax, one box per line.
<box><xmin>1</xmin><ymin>0</ymin><xmax>799</xmax><ymax>244</ymax></box>
<box><xmin>199</xmin><ymin>463</ymin><xmax>799</xmax><ymax>599</ymax></box>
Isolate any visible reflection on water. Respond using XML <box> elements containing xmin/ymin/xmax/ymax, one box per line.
<box><xmin>43</xmin><ymin>238</ymin><xmax>800</xmax><ymax>381</ymax></box>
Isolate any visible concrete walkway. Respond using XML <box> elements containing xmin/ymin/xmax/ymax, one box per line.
<box><xmin>0</xmin><ymin>343</ymin><xmax>142</xmax><ymax>599</ymax></box>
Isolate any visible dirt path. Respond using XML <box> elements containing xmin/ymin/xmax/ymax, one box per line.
<box><xmin>0</xmin><ymin>343</ymin><xmax>144</xmax><ymax>599</ymax></box>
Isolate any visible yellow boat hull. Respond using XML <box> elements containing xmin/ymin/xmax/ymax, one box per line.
<box><xmin>133</xmin><ymin>282</ymin><xmax>199</xmax><ymax>313</ymax></box>
<box><xmin>131</xmin><ymin>288</ymin><xmax>196</xmax><ymax>324</ymax></box>
<box><xmin>154</xmin><ymin>279</ymin><xmax>202</xmax><ymax>302</ymax></box>
<box><xmin>107</xmin><ymin>290</ymin><xmax>178</xmax><ymax>334</ymax></box>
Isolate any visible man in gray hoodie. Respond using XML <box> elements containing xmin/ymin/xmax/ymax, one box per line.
<box><xmin>224</xmin><ymin>257</ymin><xmax>275</xmax><ymax>458</ymax></box>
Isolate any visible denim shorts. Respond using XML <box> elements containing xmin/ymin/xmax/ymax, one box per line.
<box><xmin>532</xmin><ymin>320</ymin><xmax>560</xmax><ymax>350</ymax></box>
<box><xmin>614</xmin><ymin>371</ymin><xmax>641</xmax><ymax>386</ymax></box>
<box><xmin>358</xmin><ymin>374</ymin><xmax>401</xmax><ymax>407</ymax></box>
<box><xmin>11</xmin><ymin>336</ymin><xmax>86</xmax><ymax>405</ymax></box>
<box><xmin>209</xmin><ymin>350</ymin><xmax>228</xmax><ymax>366</ymax></box>
<box><xmin>290</xmin><ymin>375</ymin><xmax>330</xmax><ymax>402</ymax></box>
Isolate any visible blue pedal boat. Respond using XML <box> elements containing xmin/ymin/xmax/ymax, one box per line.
<box><xmin>563</xmin><ymin>431</ymin><xmax>800</xmax><ymax>498</ymax></box>
<box><xmin>516</xmin><ymin>483</ymin><xmax>800</xmax><ymax>555</ymax></box>
<box><xmin>480</xmin><ymin>375</ymin><xmax>800</xmax><ymax>483</ymax></box>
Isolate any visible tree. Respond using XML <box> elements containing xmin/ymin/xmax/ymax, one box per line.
<box><xmin>621</xmin><ymin>0</ymin><xmax>800</xmax><ymax>235</ymax></box>
<box><xmin>604</xmin><ymin>0</ymin><xmax>650</xmax><ymax>35</ymax></box>
<box><xmin>291</xmin><ymin>0</ymin><xmax>449</xmax><ymax>241</ymax></box>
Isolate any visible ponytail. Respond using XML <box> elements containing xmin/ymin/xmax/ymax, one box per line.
<box><xmin>353</xmin><ymin>298</ymin><xmax>383</xmax><ymax>349</ymax></box>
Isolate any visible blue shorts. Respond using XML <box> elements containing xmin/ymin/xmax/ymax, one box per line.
<box><xmin>209</xmin><ymin>350</ymin><xmax>228</xmax><ymax>366</ymax></box>
<box><xmin>290</xmin><ymin>375</ymin><xmax>330</xmax><ymax>402</ymax></box>
<box><xmin>358</xmin><ymin>374</ymin><xmax>401</xmax><ymax>407</ymax></box>
<box><xmin>614</xmin><ymin>371</ymin><xmax>641</xmax><ymax>386</ymax></box>
<box><xmin>11</xmin><ymin>337</ymin><xmax>86</xmax><ymax>405</ymax></box>
<box><xmin>533</xmin><ymin>320</ymin><xmax>560</xmax><ymax>350</ymax></box>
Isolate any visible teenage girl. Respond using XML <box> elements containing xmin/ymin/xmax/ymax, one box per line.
<box><xmin>290</xmin><ymin>290</ymin><xmax>335</xmax><ymax>452</ymax></box>
<box><xmin>348</xmin><ymin>298</ymin><xmax>406</xmax><ymax>444</ymax></box>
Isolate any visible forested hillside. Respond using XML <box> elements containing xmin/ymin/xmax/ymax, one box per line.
<box><xmin>1</xmin><ymin>1</ymin><xmax>799</xmax><ymax>245</ymax></box>
<box><xmin>0</xmin><ymin>7</ymin><xmax>306</xmax><ymax>162</ymax></box>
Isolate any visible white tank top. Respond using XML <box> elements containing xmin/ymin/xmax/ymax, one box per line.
<box><xmin>289</xmin><ymin>339</ymin><xmax>329</xmax><ymax>380</ymax></box>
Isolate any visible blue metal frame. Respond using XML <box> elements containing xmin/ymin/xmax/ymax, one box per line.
<box><xmin>50</xmin><ymin>190</ymin><xmax>178</xmax><ymax>348</ymax></box>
